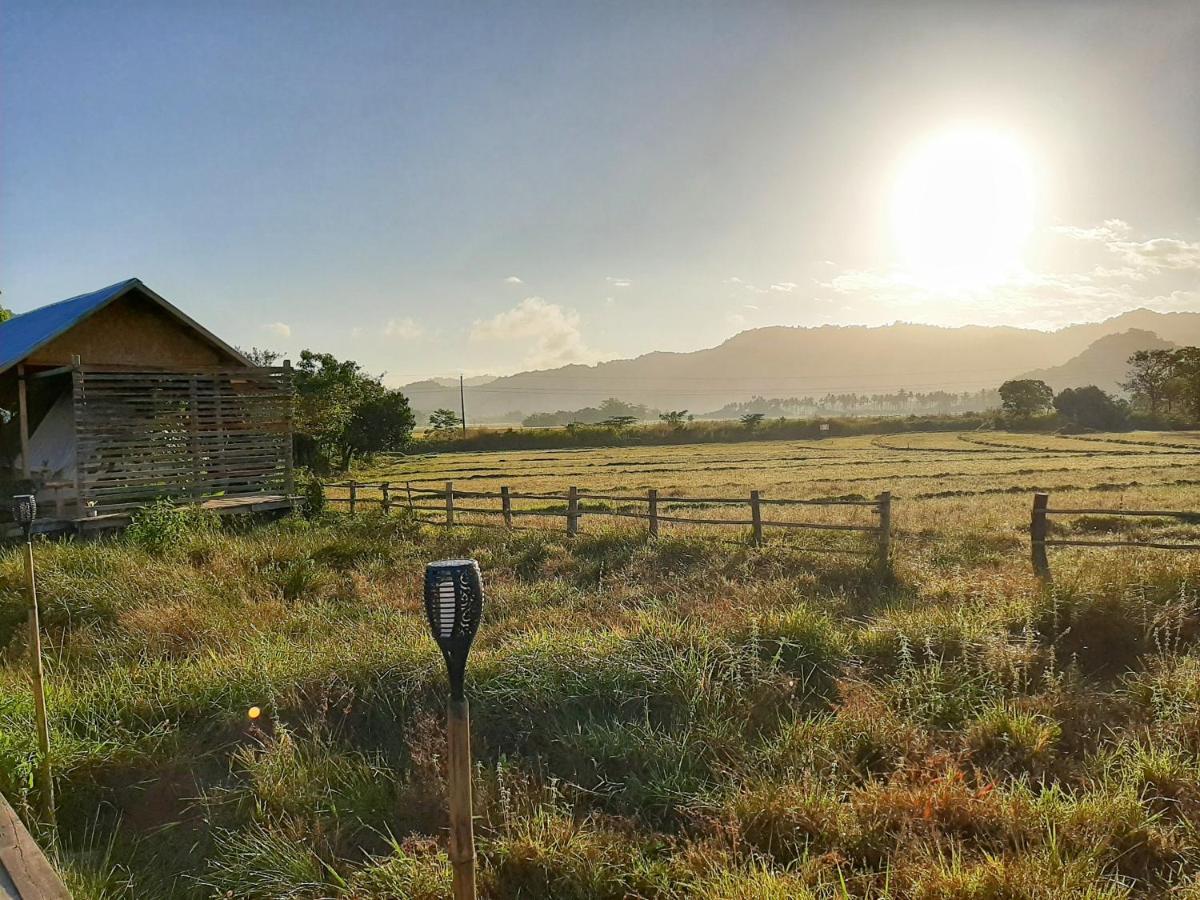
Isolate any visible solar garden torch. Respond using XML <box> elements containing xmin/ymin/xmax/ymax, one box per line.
<box><xmin>13</xmin><ymin>495</ymin><xmax>54</xmax><ymax>828</ymax></box>
<box><xmin>424</xmin><ymin>559</ymin><xmax>484</xmax><ymax>900</ymax></box>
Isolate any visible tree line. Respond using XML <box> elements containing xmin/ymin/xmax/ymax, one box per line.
<box><xmin>997</xmin><ymin>347</ymin><xmax>1200</xmax><ymax>430</ymax></box>
<box><xmin>244</xmin><ymin>348</ymin><xmax>415</xmax><ymax>473</ymax></box>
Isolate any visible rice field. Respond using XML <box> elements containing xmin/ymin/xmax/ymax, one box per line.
<box><xmin>349</xmin><ymin>430</ymin><xmax>1200</xmax><ymax>563</ymax></box>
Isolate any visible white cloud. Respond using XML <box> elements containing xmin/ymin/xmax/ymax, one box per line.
<box><xmin>262</xmin><ymin>322</ymin><xmax>291</xmax><ymax>338</ymax></box>
<box><xmin>504</xmin><ymin>275</ymin><xmax>523</xmax><ymax>284</ymax></box>
<box><xmin>769</xmin><ymin>282</ymin><xmax>798</xmax><ymax>293</ymax></box>
<box><xmin>822</xmin><ymin>220</ymin><xmax>1200</xmax><ymax>327</ymax></box>
<box><xmin>470</xmin><ymin>297</ymin><xmax>600</xmax><ymax>368</ymax></box>
<box><xmin>1109</xmin><ymin>237</ymin><xmax>1200</xmax><ymax>273</ymax></box>
<box><xmin>605</xmin><ymin>276</ymin><xmax>632</xmax><ymax>288</ymax></box>
<box><xmin>726</xmin><ymin>312</ymin><xmax>747</xmax><ymax>329</ymax></box>
<box><xmin>385</xmin><ymin>317</ymin><xmax>424</xmax><ymax>339</ymax></box>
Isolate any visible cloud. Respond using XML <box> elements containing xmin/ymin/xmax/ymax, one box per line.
<box><xmin>1054</xmin><ymin>219</ymin><xmax>1200</xmax><ymax>273</ymax></box>
<box><xmin>262</xmin><ymin>322</ymin><xmax>291</xmax><ymax>338</ymax></box>
<box><xmin>504</xmin><ymin>275</ymin><xmax>523</xmax><ymax>284</ymax></box>
<box><xmin>384</xmin><ymin>317</ymin><xmax>424</xmax><ymax>339</ymax></box>
<box><xmin>1108</xmin><ymin>237</ymin><xmax>1200</xmax><ymax>272</ymax></box>
<box><xmin>470</xmin><ymin>297</ymin><xmax>600</xmax><ymax>368</ymax></box>
<box><xmin>605</xmin><ymin>276</ymin><xmax>632</xmax><ymax>288</ymax></box>
<box><xmin>821</xmin><ymin>220</ymin><xmax>1200</xmax><ymax>327</ymax></box>
<box><xmin>769</xmin><ymin>282</ymin><xmax>797</xmax><ymax>293</ymax></box>
<box><xmin>1052</xmin><ymin>219</ymin><xmax>1132</xmax><ymax>242</ymax></box>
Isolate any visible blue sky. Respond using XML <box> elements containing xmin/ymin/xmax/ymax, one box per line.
<box><xmin>2</xmin><ymin>1</ymin><xmax>1198</xmax><ymax>383</ymax></box>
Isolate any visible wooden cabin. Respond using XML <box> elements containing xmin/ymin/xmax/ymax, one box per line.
<box><xmin>0</xmin><ymin>279</ymin><xmax>294</xmax><ymax>530</ymax></box>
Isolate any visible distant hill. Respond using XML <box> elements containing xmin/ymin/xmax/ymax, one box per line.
<box><xmin>398</xmin><ymin>308</ymin><xmax>1200</xmax><ymax>420</ymax></box>
<box><xmin>1020</xmin><ymin>329</ymin><xmax>1177</xmax><ymax>393</ymax></box>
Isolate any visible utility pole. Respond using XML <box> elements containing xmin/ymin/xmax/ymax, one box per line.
<box><xmin>459</xmin><ymin>374</ymin><xmax>467</xmax><ymax>436</ymax></box>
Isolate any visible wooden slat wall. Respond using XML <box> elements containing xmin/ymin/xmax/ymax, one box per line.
<box><xmin>73</xmin><ymin>366</ymin><xmax>293</xmax><ymax>513</ymax></box>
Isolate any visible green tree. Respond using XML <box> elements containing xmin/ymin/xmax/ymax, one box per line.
<box><xmin>740</xmin><ymin>412</ymin><xmax>766</xmax><ymax>429</ymax></box>
<box><xmin>292</xmin><ymin>349</ymin><xmax>413</xmax><ymax>471</ymax></box>
<box><xmin>998</xmin><ymin>379</ymin><xmax>1053</xmax><ymax>417</ymax></box>
<box><xmin>659</xmin><ymin>410</ymin><xmax>689</xmax><ymax>428</ymax></box>
<box><xmin>1121</xmin><ymin>349</ymin><xmax>1176</xmax><ymax>415</ymax></box>
<box><xmin>600</xmin><ymin>415</ymin><xmax>638</xmax><ymax>429</ymax></box>
<box><xmin>346</xmin><ymin>391</ymin><xmax>416</xmax><ymax>461</ymax></box>
<box><xmin>428</xmin><ymin>408</ymin><xmax>462</xmax><ymax>435</ymax></box>
<box><xmin>1053</xmin><ymin>386</ymin><xmax>1129</xmax><ymax>431</ymax></box>
<box><xmin>1169</xmin><ymin>347</ymin><xmax>1200</xmax><ymax>419</ymax></box>
<box><xmin>0</xmin><ymin>304</ymin><xmax>12</xmax><ymax>323</ymax></box>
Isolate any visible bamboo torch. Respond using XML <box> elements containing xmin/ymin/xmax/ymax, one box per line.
<box><xmin>423</xmin><ymin>559</ymin><xmax>484</xmax><ymax>900</ymax></box>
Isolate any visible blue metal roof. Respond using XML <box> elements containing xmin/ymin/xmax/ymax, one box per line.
<box><xmin>0</xmin><ymin>278</ymin><xmax>141</xmax><ymax>374</ymax></box>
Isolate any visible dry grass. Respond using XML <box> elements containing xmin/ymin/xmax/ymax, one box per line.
<box><xmin>0</xmin><ymin>430</ymin><xmax>1198</xmax><ymax>897</ymax></box>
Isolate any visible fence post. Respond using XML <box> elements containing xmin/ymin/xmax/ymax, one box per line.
<box><xmin>750</xmin><ymin>490</ymin><xmax>763</xmax><ymax>546</ymax></box>
<box><xmin>501</xmin><ymin>486</ymin><xmax>512</xmax><ymax>528</ymax></box>
<box><xmin>349</xmin><ymin>481</ymin><xmax>357</xmax><ymax>516</ymax></box>
<box><xmin>381</xmin><ymin>482</ymin><xmax>391</xmax><ymax>515</ymax></box>
<box><xmin>648</xmin><ymin>489</ymin><xmax>659</xmax><ymax>538</ymax></box>
<box><xmin>1031</xmin><ymin>492</ymin><xmax>1051</xmax><ymax>581</ymax></box>
<box><xmin>446</xmin><ymin>481</ymin><xmax>455</xmax><ymax>526</ymax></box>
<box><xmin>567</xmin><ymin>486</ymin><xmax>579</xmax><ymax>536</ymax></box>
<box><xmin>876</xmin><ymin>491</ymin><xmax>892</xmax><ymax>565</ymax></box>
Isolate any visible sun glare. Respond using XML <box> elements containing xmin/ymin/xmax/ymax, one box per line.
<box><xmin>891</xmin><ymin>125</ymin><xmax>1034</xmax><ymax>291</ymax></box>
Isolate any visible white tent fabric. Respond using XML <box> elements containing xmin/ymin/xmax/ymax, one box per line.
<box><xmin>14</xmin><ymin>391</ymin><xmax>77</xmax><ymax>489</ymax></box>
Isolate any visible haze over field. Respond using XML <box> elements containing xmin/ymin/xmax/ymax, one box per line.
<box><xmin>402</xmin><ymin>308</ymin><xmax>1200</xmax><ymax>420</ymax></box>
<box><xmin>2</xmin><ymin>1</ymin><xmax>1198</xmax><ymax>386</ymax></box>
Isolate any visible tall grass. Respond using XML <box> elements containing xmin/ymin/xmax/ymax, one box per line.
<box><xmin>1</xmin><ymin>494</ymin><xmax>1199</xmax><ymax>896</ymax></box>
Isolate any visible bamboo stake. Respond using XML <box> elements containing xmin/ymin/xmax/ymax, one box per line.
<box><xmin>501</xmin><ymin>486</ymin><xmax>512</xmax><ymax>528</ymax></box>
<box><xmin>446</xmin><ymin>697</ymin><xmax>476</xmax><ymax>900</ymax></box>
<box><xmin>21</xmin><ymin>537</ymin><xmax>54</xmax><ymax>829</ymax></box>
<box><xmin>648</xmin><ymin>489</ymin><xmax>659</xmax><ymax>538</ymax></box>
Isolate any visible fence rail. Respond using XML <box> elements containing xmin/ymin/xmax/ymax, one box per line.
<box><xmin>322</xmin><ymin>480</ymin><xmax>892</xmax><ymax>559</ymax></box>
<box><xmin>1031</xmin><ymin>491</ymin><xmax>1200</xmax><ymax>580</ymax></box>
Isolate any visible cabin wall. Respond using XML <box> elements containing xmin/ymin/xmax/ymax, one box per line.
<box><xmin>27</xmin><ymin>292</ymin><xmax>236</xmax><ymax>369</ymax></box>
<box><xmin>72</xmin><ymin>366</ymin><xmax>294</xmax><ymax>513</ymax></box>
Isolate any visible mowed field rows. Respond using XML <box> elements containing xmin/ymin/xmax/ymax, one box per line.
<box><xmin>349</xmin><ymin>431</ymin><xmax>1200</xmax><ymax>564</ymax></box>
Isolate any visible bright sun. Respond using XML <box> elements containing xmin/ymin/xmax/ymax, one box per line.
<box><xmin>891</xmin><ymin>125</ymin><xmax>1035</xmax><ymax>291</ymax></box>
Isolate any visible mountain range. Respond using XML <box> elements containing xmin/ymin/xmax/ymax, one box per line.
<box><xmin>399</xmin><ymin>308</ymin><xmax>1200</xmax><ymax>421</ymax></box>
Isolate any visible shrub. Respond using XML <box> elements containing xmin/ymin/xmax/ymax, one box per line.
<box><xmin>125</xmin><ymin>499</ymin><xmax>212</xmax><ymax>555</ymax></box>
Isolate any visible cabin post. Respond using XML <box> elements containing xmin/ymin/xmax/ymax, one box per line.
<box><xmin>187</xmin><ymin>375</ymin><xmax>202</xmax><ymax>502</ymax></box>
<box><xmin>282</xmin><ymin>359</ymin><xmax>296</xmax><ymax>497</ymax></box>
<box><xmin>70</xmin><ymin>357</ymin><xmax>83</xmax><ymax>517</ymax></box>
<box><xmin>16</xmin><ymin>364</ymin><xmax>31</xmax><ymax>480</ymax></box>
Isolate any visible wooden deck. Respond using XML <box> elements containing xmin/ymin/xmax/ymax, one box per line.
<box><xmin>2</xmin><ymin>493</ymin><xmax>298</xmax><ymax>541</ymax></box>
<box><xmin>0</xmin><ymin>795</ymin><xmax>69</xmax><ymax>900</ymax></box>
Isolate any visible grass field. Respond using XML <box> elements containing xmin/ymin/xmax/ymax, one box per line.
<box><xmin>1</xmin><ymin>430</ymin><xmax>1200</xmax><ymax>897</ymax></box>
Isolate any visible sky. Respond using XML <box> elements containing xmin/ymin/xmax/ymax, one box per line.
<box><xmin>2</xmin><ymin>1</ymin><xmax>1198</xmax><ymax>384</ymax></box>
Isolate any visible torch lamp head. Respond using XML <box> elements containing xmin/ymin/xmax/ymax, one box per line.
<box><xmin>11</xmin><ymin>494</ymin><xmax>36</xmax><ymax>538</ymax></box>
<box><xmin>424</xmin><ymin>559</ymin><xmax>484</xmax><ymax>700</ymax></box>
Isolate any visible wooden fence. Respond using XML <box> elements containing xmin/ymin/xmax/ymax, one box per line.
<box><xmin>323</xmin><ymin>480</ymin><xmax>892</xmax><ymax>558</ymax></box>
<box><xmin>1030</xmin><ymin>491</ymin><xmax>1200</xmax><ymax>580</ymax></box>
